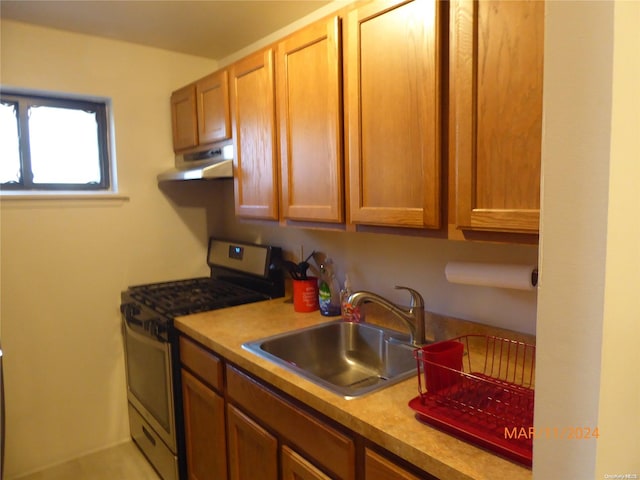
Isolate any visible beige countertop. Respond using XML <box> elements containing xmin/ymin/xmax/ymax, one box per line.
<box><xmin>175</xmin><ymin>297</ymin><xmax>533</xmax><ymax>480</ymax></box>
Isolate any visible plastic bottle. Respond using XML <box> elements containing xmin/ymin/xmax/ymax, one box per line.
<box><xmin>340</xmin><ymin>274</ymin><xmax>355</xmax><ymax>321</ymax></box>
<box><xmin>318</xmin><ymin>258</ymin><xmax>341</xmax><ymax>317</ymax></box>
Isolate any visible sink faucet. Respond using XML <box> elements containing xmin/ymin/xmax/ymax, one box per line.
<box><xmin>346</xmin><ymin>286</ymin><xmax>426</xmax><ymax>347</ymax></box>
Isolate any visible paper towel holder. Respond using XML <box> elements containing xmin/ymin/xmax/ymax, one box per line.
<box><xmin>444</xmin><ymin>262</ymin><xmax>539</xmax><ymax>291</ymax></box>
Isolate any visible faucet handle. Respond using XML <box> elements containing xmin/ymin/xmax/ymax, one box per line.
<box><xmin>394</xmin><ymin>286</ymin><xmax>424</xmax><ymax>308</ymax></box>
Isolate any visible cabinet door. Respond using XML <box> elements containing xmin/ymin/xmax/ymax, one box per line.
<box><xmin>452</xmin><ymin>0</ymin><xmax>544</xmax><ymax>233</ymax></box>
<box><xmin>171</xmin><ymin>84</ymin><xmax>198</xmax><ymax>151</ymax></box>
<box><xmin>230</xmin><ymin>48</ymin><xmax>279</xmax><ymax>220</ymax></box>
<box><xmin>282</xmin><ymin>446</ymin><xmax>331</xmax><ymax>480</ymax></box>
<box><xmin>346</xmin><ymin>0</ymin><xmax>441</xmax><ymax>228</ymax></box>
<box><xmin>226</xmin><ymin>365</ymin><xmax>356</xmax><ymax>480</ymax></box>
<box><xmin>197</xmin><ymin>70</ymin><xmax>231</xmax><ymax>145</ymax></box>
<box><xmin>277</xmin><ymin>16</ymin><xmax>344</xmax><ymax>223</ymax></box>
<box><xmin>181</xmin><ymin>369</ymin><xmax>227</xmax><ymax>480</ymax></box>
<box><xmin>364</xmin><ymin>449</ymin><xmax>424</xmax><ymax>480</ymax></box>
<box><xmin>227</xmin><ymin>404</ymin><xmax>278</xmax><ymax>480</ymax></box>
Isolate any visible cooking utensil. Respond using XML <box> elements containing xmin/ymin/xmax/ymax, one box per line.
<box><xmin>296</xmin><ymin>251</ymin><xmax>315</xmax><ymax>280</ymax></box>
<box><xmin>283</xmin><ymin>260</ymin><xmax>303</xmax><ymax>280</ymax></box>
<box><xmin>273</xmin><ymin>251</ymin><xmax>317</xmax><ymax>280</ymax></box>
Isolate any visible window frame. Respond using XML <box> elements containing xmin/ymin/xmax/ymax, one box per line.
<box><xmin>0</xmin><ymin>91</ymin><xmax>112</xmax><ymax>192</ymax></box>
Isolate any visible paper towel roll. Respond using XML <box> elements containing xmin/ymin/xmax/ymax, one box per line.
<box><xmin>445</xmin><ymin>262</ymin><xmax>538</xmax><ymax>291</ymax></box>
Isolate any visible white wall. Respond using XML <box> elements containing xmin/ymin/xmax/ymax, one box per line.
<box><xmin>596</xmin><ymin>2</ymin><xmax>640</xmax><ymax>475</ymax></box>
<box><xmin>214</xmin><ymin>183</ymin><xmax>539</xmax><ymax>335</ymax></box>
<box><xmin>535</xmin><ymin>1</ymin><xmax>640</xmax><ymax>477</ymax></box>
<box><xmin>596</xmin><ymin>1</ymin><xmax>640</xmax><ymax>474</ymax></box>
<box><xmin>0</xmin><ymin>20</ymin><xmax>219</xmax><ymax>478</ymax></box>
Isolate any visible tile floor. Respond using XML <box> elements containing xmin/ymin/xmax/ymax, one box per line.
<box><xmin>13</xmin><ymin>441</ymin><xmax>160</xmax><ymax>480</ymax></box>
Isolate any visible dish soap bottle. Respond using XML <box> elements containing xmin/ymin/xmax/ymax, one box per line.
<box><xmin>340</xmin><ymin>274</ymin><xmax>357</xmax><ymax>321</ymax></box>
<box><xmin>318</xmin><ymin>258</ymin><xmax>341</xmax><ymax>317</ymax></box>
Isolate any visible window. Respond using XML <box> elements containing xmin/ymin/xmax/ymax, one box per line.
<box><xmin>0</xmin><ymin>91</ymin><xmax>111</xmax><ymax>191</ymax></box>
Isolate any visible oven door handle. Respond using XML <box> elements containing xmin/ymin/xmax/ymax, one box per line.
<box><xmin>122</xmin><ymin>304</ymin><xmax>166</xmax><ymax>342</ymax></box>
<box><xmin>123</xmin><ymin>314</ymin><xmax>167</xmax><ymax>346</ymax></box>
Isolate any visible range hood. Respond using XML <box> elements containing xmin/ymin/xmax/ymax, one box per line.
<box><xmin>157</xmin><ymin>141</ymin><xmax>234</xmax><ymax>182</ymax></box>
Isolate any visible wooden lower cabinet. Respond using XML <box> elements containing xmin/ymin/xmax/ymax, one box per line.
<box><xmin>180</xmin><ymin>335</ymin><xmax>437</xmax><ymax>480</ymax></box>
<box><xmin>227</xmin><ymin>404</ymin><xmax>333</xmax><ymax>480</ymax></box>
<box><xmin>226</xmin><ymin>365</ymin><xmax>355</xmax><ymax>480</ymax></box>
<box><xmin>181</xmin><ymin>369</ymin><xmax>227</xmax><ymax>480</ymax></box>
<box><xmin>364</xmin><ymin>448</ymin><xmax>427</xmax><ymax>480</ymax></box>
<box><xmin>282</xmin><ymin>446</ymin><xmax>331</xmax><ymax>480</ymax></box>
<box><xmin>227</xmin><ymin>404</ymin><xmax>278</xmax><ymax>480</ymax></box>
<box><xmin>225</xmin><ymin>365</ymin><xmax>439</xmax><ymax>480</ymax></box>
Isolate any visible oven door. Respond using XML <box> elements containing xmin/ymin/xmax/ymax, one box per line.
<box><xmin>122</xmin><ymin>310</ymin><xmax>176</xmax><ymax>452</ymax></box>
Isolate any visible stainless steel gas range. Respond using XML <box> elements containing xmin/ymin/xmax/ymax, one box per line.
<box><xmin>120</xmin><ymin>238</ymin><xmax>284</xmax><ymax>480</ymax></box>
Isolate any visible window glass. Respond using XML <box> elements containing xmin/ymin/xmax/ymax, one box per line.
<box><xmin>29</xmin><ymin>105</ymin><xmax>102</xmax><ymax>184</ymax></box>
<box><xmin>0</xmin><ymin>101</ymin><xmax>21</xmax><ymax>184</ymax></box>
<box><xmin>0</xmin><ymin>92</ymin><xmax>111</xmax><ymax>191</ymax></box>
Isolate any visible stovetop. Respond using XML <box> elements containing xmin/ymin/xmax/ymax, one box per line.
<box><xmin>123</xmin><ymin>238</ymin><xmax>284</xmax><ymax>323</ymax></box>
<box><xmin>128</xmin><ymin>277</ymin><xmax>269</xmax><ymax>317</ymax></box>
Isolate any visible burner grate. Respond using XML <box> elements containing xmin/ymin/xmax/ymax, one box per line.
<box><xmin>129</xmin><ymin>277</ymin><xmax>268</xmax><ymax>317</ymax></box>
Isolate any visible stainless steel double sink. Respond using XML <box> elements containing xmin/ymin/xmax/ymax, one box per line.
<box><xmin>242</xmin><ymin>320</ymin><xmax>418</xmax><ymax>398</ymax></box>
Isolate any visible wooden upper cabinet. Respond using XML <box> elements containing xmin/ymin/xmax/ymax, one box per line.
<box><xmin>171</xmin><ymin>84</ymin><xmax>199</xmax><ymax>151</ymax></box>
<box><xmin>345</xmin><ymin>0</ymin><xmax>441</xmax><ymax>229</ymax></box>
<box><xmin>197</xmin><ymin>70</ymin><xmax>231</xmax><ymax>145</ymax></box>
<box><xmin>452</xmin><ymin>0</ymin><xmax>544</xmax><ymax>234</ymax></box>
<box><xmin>230</xmin><ymin>48</ymin><xmax>279</xmax><ymax>220</ymax></box>
<box><xmin>171</xmin><ymin>69</ymin><xmax>231</xmax><ymax>153</ymax></box>
<box><xmin>277</xmin><ymin>16</ymin><xmax>344</xmax><ymax>224</ymax></box>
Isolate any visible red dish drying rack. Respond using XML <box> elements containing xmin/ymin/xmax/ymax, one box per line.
<box><xmin>409</xmin><ymin>335</ymin><xmax>536</xmax><ymax>467</ymax></box>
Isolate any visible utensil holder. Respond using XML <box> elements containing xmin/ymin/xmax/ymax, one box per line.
<box><xmin>292</xmin><ymin>277</ymin><xmax>319</xmax><ymax>312</ymax></box>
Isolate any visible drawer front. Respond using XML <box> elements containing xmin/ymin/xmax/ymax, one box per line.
<box><xmin>179</xmin><ymin>336</ymin><xmax>223</xmax><ymax>392</ymax></box>
<box><xmin>128</xmin><ymin>403</ymin><xmax>179</xmax><ymax>480</ymax></box>
<box><xmin>226</xmin><ymin>365</ymin><xmax>355</xmax><ymax>480</ymax></box>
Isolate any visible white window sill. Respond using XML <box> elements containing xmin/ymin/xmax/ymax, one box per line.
<box><xmin>0</xmin><ymin>191</ymin><xmax>130</xmax><ymax>202</ymax></box>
